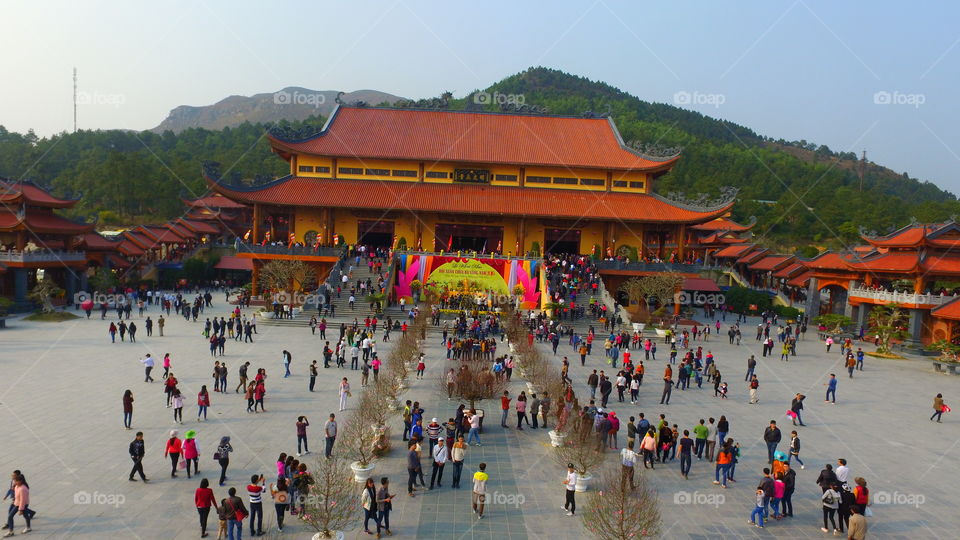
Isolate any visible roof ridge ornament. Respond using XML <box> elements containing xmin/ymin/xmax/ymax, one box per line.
<box><xmin>654</xmin><ymin>186</ymin><xmax>738</xmax><ymax>212</ymax></box>
<box><xmin>624</xmin><ymin>140</ymin><xmax>683</xmax><ymax>160</ymax></box>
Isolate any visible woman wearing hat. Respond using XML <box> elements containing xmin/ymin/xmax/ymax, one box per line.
<box><xmin>183</xmin><ymin>431</ymin><xmax>201</xmax><ymax>479</ymax></box>
<box><xmin>215</xmin><ymin>436</ymin><xmax>233</xmax><ymax>486</ymax></box>
<box><xmin>164</xmin><ymin>430</ymin><xmax>182</xmax><ymax>478</ymax></box>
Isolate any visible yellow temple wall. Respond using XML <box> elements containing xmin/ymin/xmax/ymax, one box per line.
<box><xmin>293</xmin><ymin>207</ymin><xmax>324</xmax><ymax>241</ymax></box>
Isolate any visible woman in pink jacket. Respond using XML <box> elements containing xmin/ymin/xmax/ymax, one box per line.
<box><xmin>5</xmin><ymin>474</ymin><xmax>31</xmax><ymax>534</ymax></box>
<box><xmin>182</xmin><ymin>430</ymin><xmax>201</xmax><ymax>479</ymax></box>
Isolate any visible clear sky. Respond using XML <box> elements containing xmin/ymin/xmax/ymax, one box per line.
<box><xmin>1</xmin><ymin>0</ymin><xmax>958</xmax><ymax>192</ymax></box>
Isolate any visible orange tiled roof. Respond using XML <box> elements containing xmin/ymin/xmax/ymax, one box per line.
<box><xmin>921</xmin><ymin>254</ymin><xmax>960</xmax><ymax>276</ymax></box>
<box><xmin>844</xmin><ymin>252</ymin><xmax>920</xmax><ymax>272</ymax></box>
<box><xmin>804</xmin><ymin>252</ymin><xmax>851</xmax><ymax>271</ymax></box>
<box><xmin>269</xmin><ymin>106</ymin><xmax>679</xmax><ymax>172</ymax></box>
<box><xmin>177</xmin><ymin>218</ymin><xmax>220</xmax><ymax>235</ymax></box>
<box><xmin>0</xmin><ymin>209</ymin><xmax>93</xmax><ymax>234</ymax></box>
<box><xmin>118</xmin><ymin>239</ymin><xmax>145</xmax><ymax>257</ymax></box>
<box><xmin>750</xmin><ymin>255</ymin><xmax>794</xmax><ymax>272</ymax></box>
<box><xmin>932</xmin><ymin>297</ymin><xmax>960</xmax><ymax>320</ymax></box>
<box><xmin>0</xmin><ymin>179</ymin><xmax>78</xmax><ymax>208</ymax></box>
<box><xmin>713</xmin><ymin>244</ymin><xmax>755</xmax><ymax>258</ymax></box>
<box><xmin>736</xmin><ymin>248</ymin><xmax>768</xmax><ymax>265</ymax></box>
<box><xmin>690</xmin><ymin>218</ymin><xmax>754</xmax><ymax>232</ymax></box>
<box><xmin>773</xmin><ymin>262</ymin><xmax>807</xmax><ymax>279</ymax></box>
<box><xmin>208</xmin><ymin>177</ymin><xmax>731</xmax><ymax>223</ymax></box>
<box><xmin>184</xmin><ymin>193</ymin><xmax>247</xmax><ymax>209</ymax></box>
<box><xmin>787</xmin><ymin>271</ymin><xmax>812</xmax><ymax>288</ymax></box>
<box><xmin>80</xmin><ymin>233</ymin><xmax>120</xmax><ymax>250</ymax></box>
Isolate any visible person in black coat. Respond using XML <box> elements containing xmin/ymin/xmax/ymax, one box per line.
<box><xmin>816</xmin><ymin>463</ymin><xmax>837</xmax><ymax>493</ymax></box>
<box><xmin>791</xmin><ymin>393</ymin><xmax>806</xmax><ymax>426</ymax></box>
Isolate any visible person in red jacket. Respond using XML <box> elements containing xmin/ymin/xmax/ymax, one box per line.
<box><xmin>194</xmin><ymin>478</ymin><xmax>219</xmax><ymax>538</ymax></box>
<box><xmin>164</xmin><ymin>430</ymin><xmax>182</xmax><ymax>478</ymax></box>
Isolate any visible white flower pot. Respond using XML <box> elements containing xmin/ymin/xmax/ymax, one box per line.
<box><xmin>655</xmin><ymin>328</ymin><xmax>667</xmax><ymax>337</ymax></box>
<box><xmin>548</xmin><ymin>430</ymin><xmax>567</xmax><ymax>447</ymax></box>
<box><xmin>350</xmin><ymin>461</ymin><xmax>375</xmax><ymax>483</ymax></box>
<box><xmin>311</xmin><ymin>532</ymin><xmax>345</xmax><ymax>540</ymax></box>
<box><xmin>575</xmin><ymin>473</ymin><xmax>592</xmax><ymax>492</ymax></box>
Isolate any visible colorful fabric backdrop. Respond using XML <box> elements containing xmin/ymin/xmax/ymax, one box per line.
<box><xmin>394</xmin><ymin>254</ymin><xmax>541</xmax><ymax>308</ymax></box>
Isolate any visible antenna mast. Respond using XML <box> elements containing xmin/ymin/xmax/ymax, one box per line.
<box><xmin>73</xmin><ymin>67</ymin><xmax>78</xmax><ymax>133</ymax></box>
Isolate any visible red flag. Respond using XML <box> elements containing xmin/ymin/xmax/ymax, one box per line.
<box><xmin>262</xmin><ymin>231</ymin><xmax>271</xmax><ymax>246</ymax></box>
<box><xmin>243</xmin><ymin>229</ymin><xmax>251</xmax><ymax>241</ymax></box>
<box><xmin>496</xmin><ymin>240</ymin><xmax>502</xmax><ymax>253</ymax></box>
<box><xmin>447</xmin><ymin>234</ymin><xmax>453</xmax><ymax>251</ymax></box>
<box><xmin>288</xmin><ymin>233</ymin><xmax>296</xmax><ymax>248</ymax></box>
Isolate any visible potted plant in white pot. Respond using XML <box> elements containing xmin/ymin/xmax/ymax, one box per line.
<box><xmin>338</xmin><ymin>406</ymin><xmax>379</xmax><ymax>482</ymax></box>
<box><xmin>553</xmin><ymin>411</ymin><xmax>607</xmax><ymax>492</ymax></box>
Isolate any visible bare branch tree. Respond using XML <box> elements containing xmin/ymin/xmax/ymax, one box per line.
<box><xmin>581</xmin><ymin>465</ymin><xmax>661</xmax><ymax>539</ymax></box>
<box><xmin>300</xmin><ymin>454</ymin><xmax>362</xmax><ymax>538</ymax></box>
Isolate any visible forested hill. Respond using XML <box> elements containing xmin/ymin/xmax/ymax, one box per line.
<box><xmin>477</xmin><ymin>68</ymin><xmax>958</xmax><ymax>250</ymax></box>
<box><xmin>0</xmin><ymin>66</ymin><xmax>956</xmax><ymax>248</ymax></box>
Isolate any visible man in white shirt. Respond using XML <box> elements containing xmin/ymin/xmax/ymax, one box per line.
<box><xmin>562</xmin><ymin>463</ymin><xmax>578</xmax><ymax>516</ymax></box>
<box><xmin>140</xmin><ymin>354</ymin><xmax>155</xmax><ymax>382</ymax></box>
<box><xmin>429</xmin><ymin>438</ymin><xmax>448</xmax><ymax>489</ymax></box>
<box><xmin>835</xmin><ymin>458</ymin><xmax>849</xmax><ymax>486</ymax></box>
<box><xmin>362</xmin><ymin>337</ymin><xmax>372</xmax><ymax>362</ymax></box>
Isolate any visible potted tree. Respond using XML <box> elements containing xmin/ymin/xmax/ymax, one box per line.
<box><xmin>554</xmin><ymin>411</ymin><xmax>607</xmax><ymax>491</ymax></box>
<box><xmin>338</xmin><ymin>407</ymin><xmax>380</xmax><ymax>482</ymax></box>
<box><xmin>408</xmin><ymin>279</ymin><xmax>423</xmax><ymax>304</ymax></box>
<box><xmin>302</xmin><ymin>455</ymin><xmax>360</xmax><ymax>539</ymax></box>
<box><xmin>581</xmin><ymin>464</ymin><xmax>661</xmax><ymax>539</ymax></box>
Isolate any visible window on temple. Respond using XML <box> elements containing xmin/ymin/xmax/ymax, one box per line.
<box><xmin>580</xmin><ymin>178</ymin><xmax>604</xmax><ymax>186</ymax></box>
<box><xmin>339</xmin><ymin>167</ymin><xmax>363</xmax><ymax>175</ymax></box>
<box><xmin>629</xmin><ymin>181</ymin><xmax>645</xmax><ymax>189</ymax></box>
<box><xmin>527</xmin><ymin>176</ymin><xmax>551</xmax><ymax>183</ymax></box>
<box><xmin>298</xmin><ymin>165</ymin><xmax>314</xmax><ymax>173</ymax></box>
<box><xmin>392</xmin><ymin>170</ymin><xmax>417</xmax><ymax>177</ymax></box>
<box><xmin>366</xmin><ymin>168</ymin><xmax>390</xmax><ymax>176</ymax></box>
<box><xmin>553</xmin><ymin>177</ymin><xmax>577</xmax><ymax>185</ymax></box>
<box><xmin>316</xmin><ymin>166</ymin><xmax>330</xmax><ymax>173</ymax></box>
<box><xmin>425</xmin><ymin>171</ymin><xmax>450</xmax><ymax>178</ymax></box>
<box><xmin>612</xmin><ymin>180</ymin><xmax>628</xmax><ymax>187</ymax></box>
<box><xmin>494</xmin><ymin>174</ymin><xmax>518</xmax><ymax>182</ymax></box>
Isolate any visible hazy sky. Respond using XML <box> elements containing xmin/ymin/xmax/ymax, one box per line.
<box><xmin>1</xmin><ymin>0</ymin><xmax>958</xmax><ymax>192</ymax></box>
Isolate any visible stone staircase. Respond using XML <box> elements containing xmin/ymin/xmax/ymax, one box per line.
<box><xmin>259</xmin><ymin>253</ymin><xmax>394</xmax><ymax>328</ymax></box>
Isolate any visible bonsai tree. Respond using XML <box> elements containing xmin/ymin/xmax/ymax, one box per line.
<box><xmin>301</xmin><ymin>454</ymin><xmax>361</xmax><ymax>538</ymax></box>
<box><xmin>365</xmin><ymin>292</ymin><xmax>386</xmax><ymax>312</ymax></box>
<box><xmin>618</xmin><ymin>273</ymin><xmax>683</xmax><ymax>319</ymax></box>
<box><xmin>927</xmin><ymin>339</ymin><xmax>960</xmax><ymax>362</ymax></box>
<box><xmin>530</xmin><ymin>241</ymin><xmax>541</xmax><ymax>257</ymax></box>
<box><xmin>868</xmin><ymin>302</ymin><xmax>910</xmax><ymax>353</ymax></box>
<box><xmin>260</xmin><ymin>259</ymin><xmax>316</xmax><ymax>294</ymax></box>
<box><xmin>814</xmin><ymin>313</ymin><xmax>854</xmax><ymax>334</ymax></box>
<box><xmin>28</xmin><ymin>277</ymin><xmax>64</xmax><ymax>313</ymax></box>
<box><xmin>581</xmin><ymin>465</ymin><xmax>661</xmax><ymax>539</ymax></box>
<box><xmin>88</xmin><ymin>266</ymin><xmax>119</xmax><ymax>293</ymax></box>
<box><xmin>512</xmin><ymin>283</ymin><xmax>525</xmax><ymax>297</ymax></box>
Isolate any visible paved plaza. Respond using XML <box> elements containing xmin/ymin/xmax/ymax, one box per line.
<box><xmin>1</xmin><ymin>301</ymin><xmax>958</xmax><ymax>539</ymax></box>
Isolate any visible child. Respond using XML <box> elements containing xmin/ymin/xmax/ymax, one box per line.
<box><xmin>694</xmin><ymin>368</ymin><xmax>703</xmax><ymax>388</ymax></box>
<box><xmin>750</xmin><ymin>488</ymin><xmax>765</xmax><ymax>528</ymax></box>
<box><xmin>719</xmin><ymin>382</ymin><xmax>728</xmax><ymax>399</ymax></box>
<box><xmin>216</xmin><ymin>498</ymin><xmax>229</xmax><ymax>539</ymax></box>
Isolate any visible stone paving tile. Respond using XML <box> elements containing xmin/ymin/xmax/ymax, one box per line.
<box><xmin>1</xmin><ymin>307</ymin><xmax>960</xmax><ymax>539</ymax></box>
